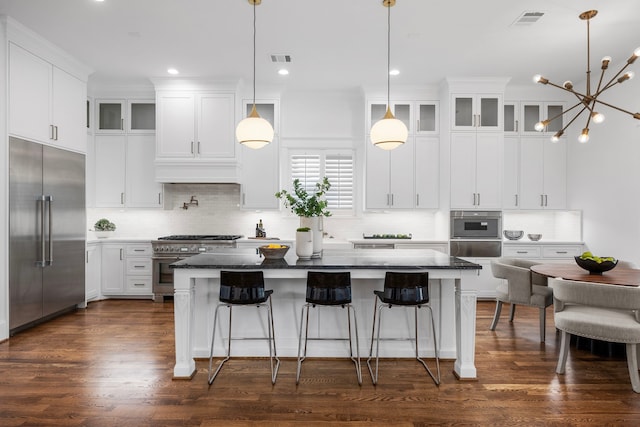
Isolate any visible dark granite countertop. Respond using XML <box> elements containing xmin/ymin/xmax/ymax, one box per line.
<box><xmin>170</xmin><ymin>248</ymin><xmax>482</xmax><ymax>270</ymax></box>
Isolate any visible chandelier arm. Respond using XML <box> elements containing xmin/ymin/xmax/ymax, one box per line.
<box><xmin>590</xmin><ymin>98</ymin><xmax>640</xmax><ymax>118</ymax></box>
<box><xmin>558</xmin><ymin>106</ymin><xmax>589</xmax><ymax>135</ymax></box>
<box><xmin>595</xmin><ymin>64</ymin><xmax>607</xmax><ymax>95</ymax></box>
<box><xmin>543</xmin><ymin>101</ymin><xmax>584</xmax><ymax>125</ymax></box>
<box><xmin>597</xmin><ymin>63</ymin><xmax>632</xmax><ymax>95</ymax></box>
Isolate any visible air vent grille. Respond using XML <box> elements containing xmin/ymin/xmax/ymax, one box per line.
<box><xmin>270</xmin><ymin>54</ymin><xmax>292</xmax><ymax>63</ymax></box>
<box><xmin>512</xmin><ymin>11</ymin><xmax>545</xmax><ymax>26</ymax></box>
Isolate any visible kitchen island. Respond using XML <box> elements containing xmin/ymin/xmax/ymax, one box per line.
<box><xmin>170</xmin><ymin>248</ymin><xmax>482</xmax><ymax>380</ymax></box>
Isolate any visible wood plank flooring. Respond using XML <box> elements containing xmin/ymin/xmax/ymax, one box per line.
<box><xmin>2</xmin><ymin>299</ymin><xmax>640</xmax><ymax>426</ymax></box>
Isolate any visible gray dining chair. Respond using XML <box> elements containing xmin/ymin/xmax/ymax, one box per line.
<box><xmin>549</xmin><ymin>277</ymin><xmax>640</xmax><ymax>393</ymax></box>
<box><xmin>490</xmin><ymin>258</ymin><xmax>552</xmax><ymax>342</ymax></box>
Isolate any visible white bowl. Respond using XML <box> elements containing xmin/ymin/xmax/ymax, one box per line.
<box><xmin>527</xmin><ymin>234</ymin><xmax>542</xmax><ymax>241</ymax></box>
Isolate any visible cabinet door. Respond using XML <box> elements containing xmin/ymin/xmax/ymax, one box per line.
<box><xmin>477</xmin><ymin>95</ymin><xmax>501</xmax><ymax>130</ymax></box>
<box><xmin>475</xmin><ymin>133</ymin><xmax>502</xmax><ymax>208</ymax></box>
<box><xmin>502</xmin><ymin>136</ymin><xmax>519</xmax><ymax>209</ymax></box>
<box><xmin>542</xmin><ymin>140</ymin><xmax>567</xmax><ymax>209</ymax></box>
<box><xmin>128</xmin><ymin>100</ymin><xmax>156</xmax><ymax>133</ymax></box>
<box><xmin>388</xmin><ymin>140</ymin><xmax>414</xmax><ymax>208</ymax></box>
<box><xmin>519</xmin><ymin>137</ymin><xmax>545</xmax><ymax>209</ymax></box>
<box><xmin>452</xmin><ymin>94</ymin><xmax>501</xmax><ymax>131</ymax></box>
<box><xmin>85</xmin><ymin>243</ymin><xmax>101</xmax><ymax>301</ymax></box>
<box><xmin>101</xmin><ymin>245</ymin><xmax>125</xmax><ymax>294</ymax></box>
<box><xmin>414</xmin><ymin>136</ymin><xmax>439</xmax><ymax>209</ymax></box>
<box><xmin>9</xmin><ymin>43</ymin><xmax>51</xmax><ymax>143</ymax></box>
<box><xmin>156</xmin><ymin>93</ymin><xmax>196</xmax><ymax>158</ymax></box>
<box><xmin>96</xmin><ymin>100</ymin><xmax>125</xmax><ymax>133</ymax></box>
<box><xmin>365</xmin><ymin>141</ymin><xmax>391</xmax><ymax>209</ymax></box>
<box><xmin>52</xmin><ymin>67</ymin><xmax>86</xmax><ymax>152</ymax></box>
<box><xmin>503</xmin><ymin>102</ymin><xmax>518</xmax><ymax>134</ymax></box>
<box><xmin>94</xmin><ymin>135</ymin><xmax>126</xmax><ymax>207</ymax></box>
<box><xmin>450</xmin><ymin>133</ymin><xmax>477</xmax><ymax>208</ymax></box>
<box><xmin>197</xmin><ymin>93</ymin><xmax>235</xmax><ymax>158</ymax></box>
<box><xmin>459</xmin><ymin>257</ymin><xmax>498</xmax><ymax>299</ymax></box>
<box><xmin>416</xmin><ymin>102</ymin><xmax>438</xmax><ymax>134</ymax></box>
<box><xmin>126</xmin><ymin>134</ymin><xmax>163</xmax><ymax>208</ymax></box>
<box><xmin>367</xmin><ymin>101</ymin><xmax>412</xmax><ymax>134</ymax></box>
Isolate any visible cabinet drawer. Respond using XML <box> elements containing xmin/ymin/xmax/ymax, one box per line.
<box><xmin>502</xmin><ymin>246</ymin><xmax>541</xmax><ymax>258</ymax></box>
<box><xmin>126</xmin><ymin>277</ymin><xmax>152</xmax><ymax>294</ymax></box>
<box><xmin>542</xmin><ymin>245</ymin><xmax>583</xmax><ymax>259</ymax></box>
<box><xmin>126</xmin><ymin>258</ymin><xmax>152</xmax><ymax>275</ymax></box>
<box><xmin>126</xmin><ymin>244</ymin><xmax>152</xmax><ymax>256</ymax></box>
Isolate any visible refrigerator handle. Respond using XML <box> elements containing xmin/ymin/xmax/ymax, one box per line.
<box><xmin>37</xmin><ymin>195</ymin><xmax>46</xmax><ymax>267</ymax></box>
<box><xmin>45</xmin><ymin>195</ymin><xmax>53</xmax><ymax>266</ymax></box>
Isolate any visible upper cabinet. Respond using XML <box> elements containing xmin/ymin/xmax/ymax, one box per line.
<box><xmin>240</xmin><ymin>101</ymin><xmax>280</xmax><ymax>210</ymax></box>
<box><xmin>96</xmin><ymin>99</ymin><xmax>156</xmax><ymax>134</ymax></box>
<box><xmin>367</xmin><ymin>100</ymin><xmax>439</xmax><ymax>135</ymax></box>
<box><xmin>156</xmin><ymin>92</ymin><xmax>235</xmax><ymax>159</ymax></box>
<box><xmin>504</xmin><ymin>101</ymin><xmax>565</xmax><ymax>136</ymax></box>
<box><xmin>365</xmin><ymin>99</ymin><xmax>440</xmax><ymax>210</ymax></box>
<box><xmin>451</xmin><ymin>94</ymin><xmax>502</xmax><ymax>131</ymax></box>
<box><xmin>9</xmin><ymin>42</ymin><xmax>87</xmax><ymax>153</ymax></box>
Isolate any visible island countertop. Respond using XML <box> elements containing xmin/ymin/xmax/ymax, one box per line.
<box><xmin>170</xmin><ymin>248</ymin><xmax>482</xmax><ymax>270</ymax></box>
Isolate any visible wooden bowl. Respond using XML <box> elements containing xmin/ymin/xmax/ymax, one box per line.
<box><xmin>258</xmin><ymin>245</ymin><xmax>290</xmax><ymax>259</ymax></box>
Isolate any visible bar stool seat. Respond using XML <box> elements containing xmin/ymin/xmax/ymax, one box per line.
<box><xmin>367</xmin><ymin>271</ymin><xmax>440</xmax><ymax>385</ymax></box>
<box><xmin>208</xmin><ymin>270</ymin><xmax>280</xmax><ymax>386</ymax></box>
<box><xmin>296</xmin><ymin>271</ymin><xmax>362</xmax><ymax>385</ymax></box>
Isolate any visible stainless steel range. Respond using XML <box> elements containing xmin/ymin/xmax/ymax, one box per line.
<box><xmin>151</xmin><ymin>235</ymin><xmax>242</xmax><ymax>302</ymax></box>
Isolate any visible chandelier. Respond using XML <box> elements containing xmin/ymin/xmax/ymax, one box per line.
<box><xmin>235</xmin><ymin>0</ymin><xmax>274</xmax><ymax>149</ymax></box>
<box><xmin>370</xmin><ymin>0</ymin><xmax>408</xmax><ymax>150</ymax></box>
<box><xmin>533</xmin><ymin>10</ymin><xmax>640</xmax><ymax>143</ymax></box>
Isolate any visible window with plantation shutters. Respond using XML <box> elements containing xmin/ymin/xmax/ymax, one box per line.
<box><xmin>289</xmin><ymin>151</ymin><xmax>354</xmax><ymax>212</ymax></box>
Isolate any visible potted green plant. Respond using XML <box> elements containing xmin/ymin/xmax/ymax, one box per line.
<box><xmin>94</xmin><ymin>218</ymin><xmax>116</xmax><ymax>238</ymax></box>
<box><xmin>276</xmin><ymin>177</ymin><xmax>331</xmax><ymax>257</ymax></box>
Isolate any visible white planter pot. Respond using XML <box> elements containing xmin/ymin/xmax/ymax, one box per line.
<box><xmin>94</xmin><ymin>231</ymin><xmax>114</xmax><ymax>238</ymax></box>
<box><xmin>299</xmin><ymin>216</ymin><xmax>323</xmax><ymax>258</ymax></box>
<box><xmin>295</xmin><ymin>230</ymin><xmax>314</xmax><ymax>260</ymax></box>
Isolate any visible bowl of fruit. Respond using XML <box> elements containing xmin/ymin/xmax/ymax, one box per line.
<box><xmin>258</xmin><ymin>244</ymin><xmax>290</xmax><ymax>260</ymax></box>
<box><xmin>575</xmin><ymin>252</ymin><xmax>618</xmax><ymax>275</ymax></box>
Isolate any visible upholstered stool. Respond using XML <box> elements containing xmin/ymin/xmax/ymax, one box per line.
<box><xmin>296</xmin><ymin>271</ymin><xmax>362</xmax><ymax>385</ymax></box>
<box><xmin>366</xmin><ymin>271</ymin><xmax>440</xmax><ymax>385</ymax></box>
<box><xmin>208</xmin><ymin>270</ymin><xmax>280</xmax><ymax>385</ymax></box>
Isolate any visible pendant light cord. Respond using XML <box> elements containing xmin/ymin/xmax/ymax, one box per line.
<box><xmin>252</xmin><ymin>1</ymin><xmax>257</xmax><ymax>106</ymax></box>
<box><xmin>386</xmin><ymin>3</ymin><xmax>391</xmax><ymax>106</ymax></box>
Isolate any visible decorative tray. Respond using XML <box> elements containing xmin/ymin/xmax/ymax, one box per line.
<box><xmin>363</xmin><ymin>233</ymin><xmax>412</xmax><ymax>239</ymax></box>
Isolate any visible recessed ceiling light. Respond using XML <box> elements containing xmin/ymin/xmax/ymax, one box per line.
<box><xmin>278</xmin><ymin>68</ymin><xmax>289</xmax><ymax>76</ymax></box>
<box><xmin>389</xmin><ymin>69</ymin><xmax>400</xmax><ymax>76</ymax></box>
<box><xmin>167</xmin><ymin>68</ymin><xmax>179</xmax><ymax>75</ymax></box>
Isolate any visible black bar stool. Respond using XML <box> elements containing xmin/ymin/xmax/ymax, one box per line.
<box><xmin>296</xmin><ymin>271</ymin><xmax>362</xmax><ymax>385</ymax></box>
<box><xmin>366</xmin><ymin>271</ymin><xmax>440</xmax><ymax>385</ymax></box>
<box><xmin>208</xmin><ymin>270</ymin><xmax>280</xmax><ymax>385</ymax></box>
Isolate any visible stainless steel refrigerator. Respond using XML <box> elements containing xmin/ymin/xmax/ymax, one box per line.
<box><xmin>9</xmin><ymin>137</ymin><xmax>86</xmax><ymax>333</ymax></box>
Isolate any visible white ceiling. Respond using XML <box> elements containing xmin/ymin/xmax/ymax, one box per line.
<box><xmin>2</xmin><ymin>0</ymin><xmax>640</xmax><ymax>91</ymax></box>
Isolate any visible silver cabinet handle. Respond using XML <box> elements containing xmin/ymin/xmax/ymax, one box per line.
<box><xmin>516</xmin><ymin>251</ymin><xmax>529</xmax><ymax>254</ymax></box>
<box><xmin>133</xmin><ymin>249</ymin><xmax>145</xmax><ymax>252</ymax></box>
<box><xmin>53</xmin><ymin>126</ymin><xmax>58</xmax><ymax>141</ymax></box>
<box><xmin>556</xmin><ymin>251</ymin><xmax>568</xmax><ymax>254</ymax></box>
<box><xmin>49</xmin><ymin>125</ymin><xmax>55</xmax><ymax>140</ymax></box>
<box><xmin>121</xmin><ymin>118</ymin><xmax>124</xmax><ymax>130</ymax></box>
<box><xmin>133</xmin><ymin>283</ymin><xmax>145</xmax><ymax>287</ymax></box>
<box><xmin>540</xmin><ymin>194</ymin><xmax>544</xmax><ymax>207</ymax></box>
<box><xmin>197</xmin><ymin>141</ymin><xmax>201</xmax><ymax>154</ymax></box>
<box><xmin>37</xmin><ymin>196</ymin><xmax>46</xmax><ymax>267</ymax></box>
<box><xmin>387</xmin><ymin>194</ymin><xmax>390</xmax><ymax>206</ymax></box>
<box><xmin>242</xmin><ymin>193</ymin><xmax>246</xmax><ymax>205</ymax></box>
<box><xmin>515</xmin><ymin>194</ymin><xmax>518</xmax><ymax>207</ymax></box>
<box><xmin>477</xmin><ymin>193</ymin><xmax>480</xmax><ymax>205</ymax></box>
<box><xmin>133</xmin><ymin>265</ymin><xmax>146</xmax><ymax>269</ymax></box>
<box><xmin>515</xmin><ymin>120</ymin><xmax>519</xmax><ymax>132</ymax></box>
<box><xmin>120</xmin><ymin>193</ymin><xmax>124</xmax><ymax>205</ymax></box>
<box><xmin>391</xmin><ymin>194</ymin><xmax>394</xmax><ymax>206</ymax></box>
<box><xmin>191</xmin><ymin>141</ymin><xmax>194</xmax><ymax>154</ymax></box>
<box><xmin>120</xmin><ymin>248</ymin><xmax>123</xmax><ymax>260</ymax></box>
<box><xmin>158</xmin><ymin>192</ymin><xmax>162</xmax><ymax>205</ymax></box>
<box><xmin>416</xmin><ymin>194</ymin><xmax>420</xmax><ymax>206</ymax></box>
<box><xmin>544</xmin><ymin>194</ymin><xmax>548</xmax><ymax>206</ymax></box>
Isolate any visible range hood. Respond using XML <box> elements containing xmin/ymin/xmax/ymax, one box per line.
<box><xmin>155</xmin><ymin>159</ymin><xmax>241</xmax><ymax>184</ymax></box>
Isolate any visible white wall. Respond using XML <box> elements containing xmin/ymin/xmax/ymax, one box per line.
<box><xmin>567</xmin><ymin>79</ymin><xmax>640</xmax><ymax>264</ymax></box>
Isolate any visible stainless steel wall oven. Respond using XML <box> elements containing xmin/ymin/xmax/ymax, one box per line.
<box><xmin>449</xmin><ymin>211</ymin><xmax>502</xmax><ymax>258</ymax></box>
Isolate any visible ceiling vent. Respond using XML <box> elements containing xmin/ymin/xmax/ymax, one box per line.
<box><xmin>512</xmin><ymin>11</ymin><xmax>545</xmax><ymax>26</ymax></box>
<box><xmin>270</xmin><ymin>54</ymin><xmax>292</xmax><ymax>63</ymax></box>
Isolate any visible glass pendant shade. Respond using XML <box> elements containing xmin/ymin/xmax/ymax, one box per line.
<box><xmin>370</xmin><ymin>107</ymin><xmax>408</xmax><ymax>150</ymax></box>
<box><xmin>236</xmin><ymin>105</ymin><xmax>274</xmax><ymax>150</ymax></box>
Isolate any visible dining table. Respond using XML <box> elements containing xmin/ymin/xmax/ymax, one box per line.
<box><xmin>530</xmin><ymin>263</ymin><xmax>640</xmax><ymax>287</ymax></box>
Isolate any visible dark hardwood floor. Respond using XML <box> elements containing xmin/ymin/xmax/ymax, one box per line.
<box><xmin>1</xmin><ymin>299</ymin><xmax>640</xmax><ymax>426</ymax></box>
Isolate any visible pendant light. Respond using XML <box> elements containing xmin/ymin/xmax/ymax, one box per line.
<box><xmin>370</xmin><ymin>0</ymin><xmax>407</xmax><ymax>150</ymax></box>
<box><xmin>236</xmin><ymin>0</ymin><xmax>274</xmax><ymax>150</ymax></box>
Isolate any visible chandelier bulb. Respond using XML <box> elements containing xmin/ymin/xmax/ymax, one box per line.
<box><xmin>534</xmin><ymin>121</ymin><xmax>546</xmax><ymax>132</ymax></box>
<box><xmin>563</xmin><ymin>81</ymin><xmax>573</xmax><ymax>90</ymax></box>
<box><xmin>628</xmin><ymin>48</ymin><xmax>640</xmax><ymax>64</ymax></box>
<box><xmin>533</xmin><ymin>74</ymin><xmax>548</xmax><ymax>84</ymax></box>
<box><xmin>591</xmin><ymin>112</ymin><xmax>605</xmax><ymax>124</ymax></box>
<box><xmin>551</xmin><ymin>131</ymin><xmax>563</xmax><ymax>143</ymax></box>
<box><xmin>578</xmin><ymin>128</ymin><xmax>590</xmax><ymax>143</ymax></box>
<box><xmin>618</xmin><ymin>72</ymin><xmax>635</xmax><ymax>83</ymax></box>
<box><xmin>600</xmin><ymin>57</ymin><xmax>611</xmax><ymax>69</ymax></box>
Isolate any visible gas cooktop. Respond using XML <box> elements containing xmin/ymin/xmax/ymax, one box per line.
<box><xmin>157</xmin><ymin>235</ymin><xmax>243</xmax><ymax>241</ymax></box>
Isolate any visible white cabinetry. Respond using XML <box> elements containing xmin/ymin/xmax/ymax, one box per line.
<box><xmin>503</xmin><ymin>243</ymin><xmax>584</xmax><ymax>262</ymax></box>
<box><xmin>458</xmin><ymin>257</ymin><xmax>497</xmax><ymax>299</ymax></box>
<box><xmin>365</xmin><ymin>100</ymin><xmax>439</xmax><ymax>209</ymax></box>
<box><xmin>85</xmin><ymin>243</ymin><xmax>101</xmax><ymax>302</ymax></box>
<box><xmin>96</xmin><ymin>99</ymin><xmax>156</xmax><ymax>134</ymax></box>
<box><xmin>9</xmin><ymin>42</ymin><xmax>86</xmax><ymax>153</ymax></box>
<box><xmin>156</xmin><ymin>92</ymin><xmax>235</xmax><ymax>158</ymax></box>
<box><xmin>450</xmin><ymin>132</ymin><xmax>502</xmax><ymax>209</ymax></box>
<box><xmin>519</xmin><ymin>137</ymin><xmax>566</xmax><ymax>209</ymax></box>
<box><xmin>154</xmin><ymin>87</ymin><xmax>239</xmax><ymax>183</ymax></box>
<box><xmin>101</xmin><ymin>243</ymin><xmax>153</xmax><ymax>297</ymax></box>
<box><xmin>451</xmin><ymin>94</ymin><xmax>501</xmax><ymax>131</ymax></box>
<box><xmin>94</xmin><ymin>128</ymin><xmax>162</xmax><ymax>208</ymax></box>
<box><xmin>240</xmin><ymin>101</ymin><xmax>280</xmax><ymax>210</ymax></box>
<box><xmin>502</xmin><ymin>136</ymin><xmax>519</xmax><ymax>209</ymax></box>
